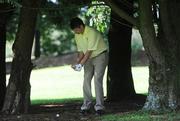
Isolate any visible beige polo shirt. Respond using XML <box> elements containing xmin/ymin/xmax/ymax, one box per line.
<box><xmin>75</xmin><ymin>26</ymin><xmax>107</xmax><ymax>58</ymax></box>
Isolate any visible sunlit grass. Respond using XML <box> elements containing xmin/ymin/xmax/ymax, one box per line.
<box><xmin>132</xmin><ymin>66</ymin><xmax>149</xmax><ymax>94</ymax></box>
<box><xmin>30</xmin><ymin>65</ymin><xmax>84</xmax><ymax>100</ymax></box>
<box><xmin>6</xmin><ymin>66</ymin><xmax>149</xmax><ymax>104</ymax></box>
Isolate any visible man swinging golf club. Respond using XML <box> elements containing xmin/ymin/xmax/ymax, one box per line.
<box><xmin>70</xmin><ymin>17</ymin><xmax>108</xmax><ymax>115</ymax></box>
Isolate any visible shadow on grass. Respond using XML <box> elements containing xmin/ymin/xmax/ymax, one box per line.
<box><xmin>31</xmin><ymin>97</ymin><xmax>84</xmax><ymax>105</ymax></box>
<box><xmin>30</xmin><ymin>97</ymin><xmax>84</xmax><ymax>114</ymax></box>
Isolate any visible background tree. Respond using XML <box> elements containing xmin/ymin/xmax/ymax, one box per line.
<box><xmin>107</xmin><ymin>11</ymin><xmax>136</xmax><ymax>101</ymax></box>
<box><xmin>104</xmin><ymin>0</ymin><xmax>180</xmax><ymax>111</ymax></box>
<box><xmin>5</xmin><ymin>0</ymin><xmax>89</xmax><ymax>57</ymax></box>
<box><xmin>2</xmin><ymin>0</ymin><xmax>43</xmax><ymax>114</ymax></box>
<box><xmin>37</xmin><ymin>0</ymin><xmax>80</xmax><ymax>56</ymax></box>
<box><xmin>0</xmin><ymin>2</ymin><xmax>14</xmax><ymax>110</ymax></box>
<box><xmin>30</xmin><ymin>0</ymin><xmax>91</xmax><ymax>56</ymax></box>
<box><xmin>0</xmin><ymin>3</ymin><xmax>7</xmax><ymax>110</ymax></box>
<box><xmin>105</xmin><ymin>0</ymin><xmax>136</xmax><ymax>101</ymax></box>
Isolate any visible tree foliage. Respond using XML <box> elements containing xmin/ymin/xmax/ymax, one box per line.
<box><xmin>4</xmin><ymin>0</ymin><xmax>91</xmax><ymax>56</ymax></box>
<box><xmin>85</xmin><ymin>1</ymin><xmax>111</xmax><ymax>34</ymax></box>
<box><xmin>4</xmin><ymin>0</ymin><xmax>112</xmax><ymax>56</ymax></box>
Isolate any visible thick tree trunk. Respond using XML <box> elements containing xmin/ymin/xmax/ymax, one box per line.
<box><xmin>0</xmin><ymin>3</ymin><xmax>12</xmax><ymax>110</ymax></box>
<box><xmin>0</xmin><ymin>7</ymin><xmax>7</xmax><ymax>110</ymax></box>
<box><xmin>106</xmin><ymin>11</ymin><xmax>136</xmax><ymax>101</ymax></box>
<box><xmin>139</xmin><ymin>0</ymin><xmax>180</xmax><ymax>111</ymax></box>
<box><xmin>2</xmin><ymin>0</ymin><xmax>42</xmax><ymax>114</ymax></box>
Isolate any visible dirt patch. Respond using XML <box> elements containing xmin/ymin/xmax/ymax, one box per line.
<box><xmin>0</xmin><ymin>95</ymin><xmax>146</xmax><ymax>121</ymax></box>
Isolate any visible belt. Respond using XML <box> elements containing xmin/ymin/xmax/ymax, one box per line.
<box><xmin>99</xmin><ymin>50</ymin><xmax>107</xmax><ymax>55</ymax></box>
<box><xmin>91</xmin><ymin>50</ymin><xmax>107</xmax><ymax>59</ymax></box>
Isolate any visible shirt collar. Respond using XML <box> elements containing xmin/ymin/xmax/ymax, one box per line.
<box><xmin>83</xmin><ymin>25</ymin><xmax>88</xmax><ymax>35</ymax></box>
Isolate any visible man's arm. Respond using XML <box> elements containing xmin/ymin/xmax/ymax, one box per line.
<box><xmin>79</xmin><ymin>50</ymin><xmax>92</xmax><ymax>65</ymax></box>
<box><xmin>77</xmin><ymin>52</ymin><xmax>84</xmax><ymax>64</ymax></box>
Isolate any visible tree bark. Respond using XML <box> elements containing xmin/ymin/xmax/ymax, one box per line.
<box><xmin>0</xmin><ymin>3</ymin><xmax>13</xmax><ymax>110</ymax></box>
<box><xmin>139</xmin><ymin>0</ymin><xmax>180</xmax><ymax>111</ymax></box>
<box><xmin>106</xmin><ymin>0</ymin><xmax>136</xmax><ymax>101</ymax></box>
<box><xmin>34</xmin><ymin>30</ymin><xmax>41</xmax><ymax>59</ymax></box>
<box><xmin>0</xmin><ymin>5</ymin><xmax>7</xmax><ymax>110</ymax></box>
<box><xmin>2</xmin><ymin>0</ymin><xmax>42</xmax><ymax>114</ymax></box>
<box><xmin>103</xmin><ymin>0</ymin><xmax>137</xmax><ymax>27</ymax></box>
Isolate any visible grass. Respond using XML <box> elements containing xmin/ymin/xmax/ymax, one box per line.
<box><xmin>30</xmin><ymin>66</ymin><xmax>84</xmax><ymax>100</ymax></box>
<box><xmin>99</xmin><ymin>111</ymin><xmax>180</xmax><ymax>121</ymax></box>
<box><xmin>7</xmin><ymin>65</ymin><xmax>149</xmax><ymax>104</ymax></box>
<box><xmin>131</xmin><ymin>66</ymin><xmax>149</xmax><ymax>94</ymax></box>
<box><xmin>100</xmin><ymin>111</ymin><xmax>151</xmax><ymax>121</ymax></box>
<box><xmin>30</xmin><ymin>65</ymin><xmax>148</xmax><ymax>104</ymax></box>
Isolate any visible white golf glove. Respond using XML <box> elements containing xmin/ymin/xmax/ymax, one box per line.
<box><xmin>71</xmin><ymin>64</ymin><xmax>83</xmax><ymax>71</ymax></box>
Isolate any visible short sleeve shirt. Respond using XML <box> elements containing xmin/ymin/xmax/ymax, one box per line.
<box><xmin>75</xmin><ymin>26</ymin><xmax>107</xmax><ymax>58</ymax></box>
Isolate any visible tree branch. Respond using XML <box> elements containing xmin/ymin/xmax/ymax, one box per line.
<box><xmin>102</xmin><ymin>0</ymin><xmax>138</xmax><ymax>27</ymax></box>
<box><xmin>119</xmin><ymin>0</ymin><xmax>134</xmax><ymax>10</ymax></box>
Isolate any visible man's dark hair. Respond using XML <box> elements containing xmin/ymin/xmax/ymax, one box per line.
<box><xmin>70</xmin><ymin>17</ymin><xmax>85</xmax><ymax>29</ymax></box>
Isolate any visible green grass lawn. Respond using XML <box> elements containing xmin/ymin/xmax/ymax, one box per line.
<box><xmin>6</xmin><ymin>66</ymin><xmax>149</xmax><ymax>104</ymax></box>
<box><xmin>99</xmin><ymin>110</ymin><xmax>180</xmax><ymax>121</ymax></box>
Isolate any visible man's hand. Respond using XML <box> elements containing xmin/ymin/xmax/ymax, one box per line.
<box><xmin>71</xmin><ymin>64</ymin><xmax>83</xmax><ymax>71</ymax></box>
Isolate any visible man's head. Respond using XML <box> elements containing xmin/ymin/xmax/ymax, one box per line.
<box><xmin>70</xmin><ymin>17</ymin><xmax>85</xmax><ymax>34</ymax></box>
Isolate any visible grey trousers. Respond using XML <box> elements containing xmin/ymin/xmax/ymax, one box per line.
<box><xmin>81</xmin><ymin>51</ymin><xmax>108</xmax><ymax>111</ymax></box>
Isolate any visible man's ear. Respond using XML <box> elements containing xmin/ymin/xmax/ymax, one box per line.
<box><xmin>80</xmin><ymin>25</ymin><xmax>84</xmax><ymax>28</ymax></box>
<box><xmin>80</xmin><ymin>25</ymin><xmax>85</xmax><ymax>33</ymax></box>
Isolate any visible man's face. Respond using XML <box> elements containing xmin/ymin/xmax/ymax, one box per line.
<box><xmin>73</xmin><ymin>25</ymin><xmax>84</xmax><ymax>34</ymax></box>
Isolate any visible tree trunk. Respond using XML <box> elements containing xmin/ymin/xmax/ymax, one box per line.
<box><xmin>106</xmin><ymin>10</ymin><xmax>136</xmax><ymax>101</ymax></box>
<box><xmin>34</xmin><ymin>30</ymin><xmax>41</xmax><ymax>59</ymax></box>
<box><xmin>2</xmin><ymin>0</ymin><xmax>42</xmax><ymax>114</ymax></box>
<box><xmin>0</xmin><ymin>5</ymin><xmax>7</xmax><ymax>110</ymax></box>
<box><xmin>139</xmin><ymin>0</ymin><xmax>180</xmax><ymax>111</ymax></box>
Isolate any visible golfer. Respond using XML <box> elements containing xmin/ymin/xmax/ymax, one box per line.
<box><xmin>70</xmin><ymin>17</ymin><xmax>108</xmax><ymax>115</ymax></box>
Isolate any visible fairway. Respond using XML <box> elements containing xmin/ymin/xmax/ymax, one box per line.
<box><xmin>6</xmin><ymin>66</ymin><xmax>149</xmax><ymax>102</ymax></box>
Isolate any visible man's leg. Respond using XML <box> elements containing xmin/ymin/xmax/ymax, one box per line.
<box><xmin>81</xmin><ymin>59</ymin><xmax>94</xmax><ymax>111</ymax></box>
<box><xmin>93</xmin><ymin>52</ymin><xmax>108</xmax><ymax>111</ymax></box>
